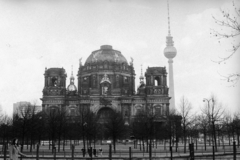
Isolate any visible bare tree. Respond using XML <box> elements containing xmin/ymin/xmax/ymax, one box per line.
<box><xmin>232</xmin><ymin>113</ymin><xmax>240</xmax><ymax>147</ymax></box>
<box><xmin>164</xmin><ymin>109</ymin><xmax>182</xmax><ymax>150</ymax></box>
<box><xmin>202</xmin><ymin>95</ymin><xmax>225</xmax><ymax>151</ymax></box>
<box><xmin>13</xmin><ymin>103</ymin><xmax>35</xmax><ymax>151</ymax></box>
<box><xmin>187</xmin><ymin>117</ymin><xmax>200</xmax><ymax>146</ymax></box>
<box><xmin>179</xmin><ymin>96</ymin><xmax>193</xmax><ymax>153</ymax></box>
<box><xmin>132</xmin><ymin>108</ymin><xmax>157</xmax><ymax>152</ymax></box>
<box><xmin>44</xmin><ymin>108</ymin><xmax>60</xmax><ymax>150</ymax></box>
<box><xmin>84</xmin><ymin>110</ymin><xmax>100</xmax><ymax>149</ymax></box>
<box><xmin>197</xmin><ymin>114</ymin><xmax>209</xmax><ymax>150</ymax></box>
<box><xmin>222</xmin><ymin>112</ymin><xmax>234</xmax><ymax>145</ymax></box>
<box><xmin>35</xmin><ymin>111</ymin><xmax>46</xmax><ymax>145</ymax></box>
<box><xmin>76</xmin><ymin>105</ymin><xmax>89</xmax><ymax>150</ymax></box>
<box><xmin>27</xmin><ymin>104</ymin><xmax>40</xmax><ymax>152</ymax></box>
<box><xmin>55</xmin><ymin>109</ymin><xmax>67</xmax><ymax>152</ymax></box>
<box><xmin>0</xmin><ymin>113</ymin><xmax>12</xmax><ymax>145</ymax></box>
<box><xmin>211</xmin><ymin>1</ymin><xmax>240</xmax><ymax>83</ymax></box>
<box><xmin>104</xmin><ymin>110</ymin><xmax>127</xmax><ymax>152</ymax></box>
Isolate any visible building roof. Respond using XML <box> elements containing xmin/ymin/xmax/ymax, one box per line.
<box><xmin>45</xmin><ymin>68</ymin><xmax>66</xmax><ymax>76</ymax></box>
<box><xmin>145</xmin><ymin>67</ymin><xmax>167</xmax><ymax>75</ymax></box>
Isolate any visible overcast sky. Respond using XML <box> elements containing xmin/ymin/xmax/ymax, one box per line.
<box><xmin>0</xmin><ymin>0</ymin><xmax>239</xmax><ymax>116</ymax></box>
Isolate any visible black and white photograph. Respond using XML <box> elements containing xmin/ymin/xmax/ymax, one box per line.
<box><xmin>0</xmin><ymin>0</ymin><xmax>239</xmax><ymax>159</ymax></box>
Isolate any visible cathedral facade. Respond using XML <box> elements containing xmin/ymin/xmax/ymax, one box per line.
<box><xmin>41</xmin><ymin>45</ymin><xmax>170</xmax><ymax>124</ymax></box>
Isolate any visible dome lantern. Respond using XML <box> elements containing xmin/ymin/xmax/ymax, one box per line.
<box><xmin>85</xmin><ymin>45</ymin><xmax>128</xmax><ymax>65</ymax></box>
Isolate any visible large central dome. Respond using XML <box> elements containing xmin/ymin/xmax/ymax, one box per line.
<box><xmin>85</xmin><ymin>45</ymin><xmax>128</xmax><ymax>65</ymax></box>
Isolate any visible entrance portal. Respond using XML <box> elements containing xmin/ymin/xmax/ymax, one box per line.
<box><xmin>97</xmin><ymin>107</ymin><xmax>114</xmax><ymax>123</ymax></box>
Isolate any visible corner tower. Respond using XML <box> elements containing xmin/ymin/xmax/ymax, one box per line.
<box><xmin>164</xmin><ymin>1</ymin><xmax>177</xmax><ymax>111</ymax></box>
<box><xmin>41</xmin><ymin>68</ymin><xmax>67</xmax><ymax>112</ymax></box>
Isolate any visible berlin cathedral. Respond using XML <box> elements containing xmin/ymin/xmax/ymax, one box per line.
<box><xmin>41</xmin><ymin>45</ymin><xmax>170</xmax><ymax>124</ymax></box>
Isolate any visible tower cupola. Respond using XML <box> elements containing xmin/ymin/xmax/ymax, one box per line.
<box><xmin>67</xmin><ymin>66</ymin><xmax>77</xmax><ymax>92</ymax></box>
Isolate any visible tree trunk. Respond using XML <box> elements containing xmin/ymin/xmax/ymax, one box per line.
<box><xmin>208</xmin><ymin>135</ymin><xmax>211</xmax><ymax>146</ymax></box>
<box><xmin>113</xmin><ymin>137</ymin><xmax>116</xmax><ymax>153</ymax></box>
<box><xmin>212</xmin><ymin>122</ymin><xmax>217</xmax><ymax>151</ymax></box>
<box><xmin>146</xmin><ymin>138</ymin><xmax>149</xmax><ymax>152</ymax></box>
<box><xmin>237</xmin><ymin>131</ymin><xmax>240</xmax><ymax>148</ymax></box>
<box><xmin>228</xmin><ymin>131</ymin><xmax>231</xmax><ymax>146</ymax></box>
<box><xmin>58</xmin><ymin>135</ymin><xmax>61</xmax><ymax>152</ymax></box>
<box><xmin>183</xmin><ymin>126</ymin><xmax>186</xmax><ymax>153</ymax></box>
<box><xmin>21</xmin><ymin>125</ymin><xmax>25</xmax><ymax>152</ymax></box>
<box><xmin>139</xmin><ymin>140</ymin><xmax>141</xmax><ymax>151</ymax></box>
<box><xmin>27</xmin><ymin>136</ymin><xmax>29</xmax><ymax>150</ymax></box>
<box><xmin>30</xmin><ymin>135</ymin><xmax>33</xmax><ymax>152</ymax></box>
<box><xmin>204</xmin><ymin>130</ymin><xmax>207</xmax><ymax>151</ymax></box>
<box><xmin>142</xmin><ymin>138</ymin><xmax>145</xmax><ymax>152</ymax></box>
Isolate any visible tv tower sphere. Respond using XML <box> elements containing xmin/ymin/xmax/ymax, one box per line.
<box><xmin>164</xmin><ymin>36</ymin><xmax>177</xmax><ymax>59</ymax></box>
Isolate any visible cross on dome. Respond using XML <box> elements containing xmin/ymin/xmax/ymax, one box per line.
<box><xmin>139</xmin><ymin>64</ymin><xmax>144</xmax><ymax>82</ymax></box>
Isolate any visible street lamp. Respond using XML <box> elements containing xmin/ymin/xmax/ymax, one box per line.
<box><xmin>203</xmin><ymin>98</ymin><xmax>214</xmax><ymax>122</ymax></box>
<box><xmin>203</xmin><ymin>98</ymin><xmax>214</xmax><ymax>106</ymax></box>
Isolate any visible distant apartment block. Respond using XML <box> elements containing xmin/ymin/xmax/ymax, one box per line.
<box><xmin>13</xmin><ymin>101</ymin><xmax>42</xmax><ymax>117</ymax></box>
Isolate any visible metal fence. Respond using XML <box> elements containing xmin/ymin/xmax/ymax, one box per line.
<box><xmin>0</xmin><ymin>142</ymin><xmax>239</xmax><ymax>160</ymax></box>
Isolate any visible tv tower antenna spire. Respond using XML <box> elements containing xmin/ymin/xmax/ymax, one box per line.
<box><xmin>167</xmin><ymin>0</ymin><xmax>171</xmax><ymax>36</ymax></box>
<box><xmin>164</xmin><ymin>0</ymin><xmax>177</xmax><ymax>111</ymax></box>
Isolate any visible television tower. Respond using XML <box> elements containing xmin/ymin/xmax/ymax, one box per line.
<box><xmin>164</xmin><ymin>0</ymin><xmax>177</xmax><ymax>111</ymax></box>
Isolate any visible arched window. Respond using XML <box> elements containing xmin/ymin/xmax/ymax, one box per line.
<box><xmin>83</xmin><ymin>77</ymin><xmax>88</xmax><ymax>83</ymax></box>
<box><xmin>51</xmin><ymin>77</ymin><xmax>58</xmax><ymax>87</ymax></box>
<box><xmin>124</xmin><ymin>76</ymin><xmax>128</xmax><ymax>83</ymax></box>
<box><xmin>154</xmin><ymin>77</ymin><xmax>160</xmax><ymax>86</ymax></box>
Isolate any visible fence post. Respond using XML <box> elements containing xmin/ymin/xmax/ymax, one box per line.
<box><xmin>36</xmin><ymin>144</ymin><xmax>39</xmax><ymax>160</ymax></box>
<box><xmin>3</xmin><ymin>144</ymin><xmax>7</xmax><ymax>160</ymax></box>
<box><xmin>212</xmin><ymin>146</ymin><xmax>215</xmax><ymax>160</ymax></box>
<box><xmin>53</xmin><ymin>147</ymin><xmax>56</xmax><ymax>160</ymax></box>
<box><xmin>109</xmin><ymin>144</ymin><xmax>112</xmax><ymax>160</ymax></box>
<box><xmin>189</xmin><ymin>144</ymin><xmax>192</xmax><ymax>160</ymax></box>
<box><xmin>189</xmin><ymin>143</ymin><xmax>194</xmax><ymax>160</ymax></box>
<box><xmin>129</xmin><ymin>147</ymin><xmax>132</xmax><ymax>160</ymax></box>
<box><xmin>192</xmin><ymin>143</ymin><xmax>194</xmax><ymax>160</ymax></box>
<box><xmin>20</xmin><ymin>146</ymin><xmax>23</xmax><ymax>160</ymax></box>
<box><xmin>149</xmin><ymin>144</ymin><xmax>152</xmax><ymax>160</ymax></box>
<box><xmin>71</xmin><ymin>144</ymin><xmax>75</xmax><ymax>160</ymax></box>
<box><xmin>233</xmin><ymin>141</ymin><xmax>236</xmax><ymax>160</ymax></box>
<box><xmin>90</xmin><ymin>147</ymin><xmax>92</xmax><ymax>160</ymax></box>
<box><xmin>196</xmin><ymin>140</ymin><xmax>197</xmax><ymax>150</ymax></box>
<box><xmin>170</xmin><ymin>146</ymin><xmax>173</xmax><ymax>160</ymax></box>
